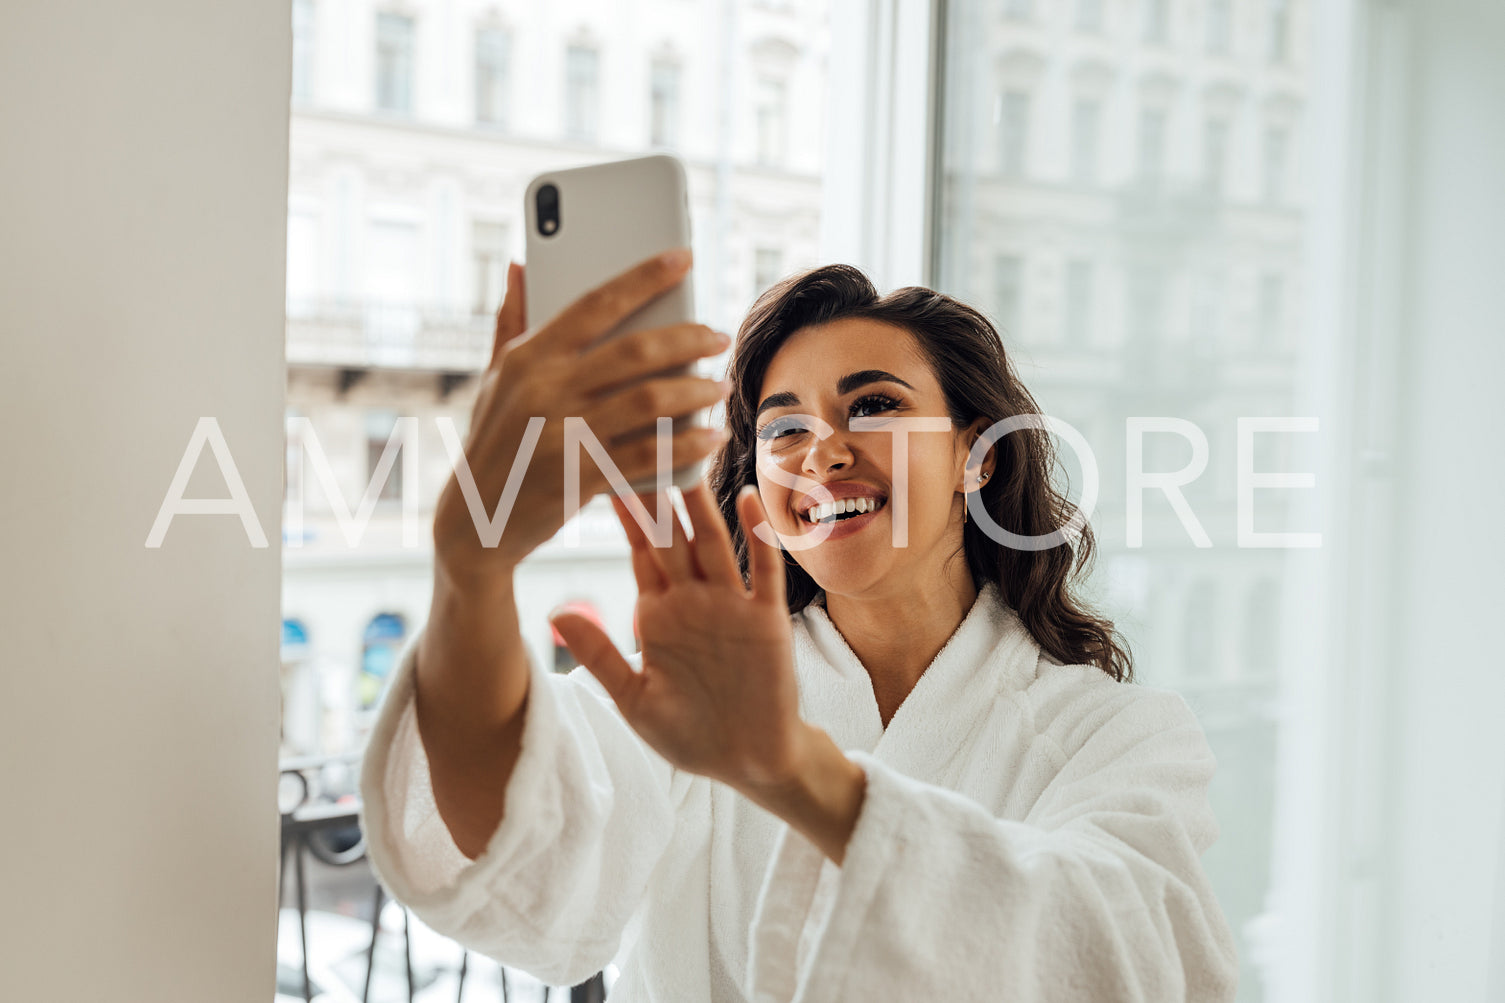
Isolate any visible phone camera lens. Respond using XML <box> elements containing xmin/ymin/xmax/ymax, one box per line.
<box><xmin>536</xmin><ymin>183</ymin><xmax>561</xmax><ymax>237</ymax></box>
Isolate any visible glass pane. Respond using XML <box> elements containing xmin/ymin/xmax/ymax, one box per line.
<box><xmin>937</xmin><ymin>2</ymin><xmax>1315</xmax><ymax>999</ymax></box>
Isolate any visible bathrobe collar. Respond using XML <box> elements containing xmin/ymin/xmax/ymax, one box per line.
<box><xmin>788</xmin><ymin>580</ymin><xmax>1042</xmax><ymax>779</ymax></box>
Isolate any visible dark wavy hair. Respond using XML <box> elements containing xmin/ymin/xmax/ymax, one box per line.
<box><xmin>706</xmin><ymin>264</ymin><xmax>1133</xmax><ymax>683</ymax></box>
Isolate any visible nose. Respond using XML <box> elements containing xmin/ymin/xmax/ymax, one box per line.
<box><xmin>801</xmin><ymin>426</ymin><xmax>855</xmax><ymax>476</ymax></box>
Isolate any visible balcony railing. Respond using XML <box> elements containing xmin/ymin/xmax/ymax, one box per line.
<box><xmin>286</xmin><ymin>299</ymin><xmax>494</xmax><ymax>372</ymax></box>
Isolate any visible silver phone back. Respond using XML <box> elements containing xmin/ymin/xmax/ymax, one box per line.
<box><xmin>523</xmin><ymin>155</ymin><xmax>703</xmax><ymax>493</ymax></box>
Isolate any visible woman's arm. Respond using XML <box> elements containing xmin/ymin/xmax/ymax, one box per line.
<box><xmin>359</xmin><ymin>251</ymin><xmax>732</xmax><ymax>982</ymax></box>
<box><xmin>744</xmin><ymin>687</ymin><xmax>1240</xmax><ymax>1003</ymax></box>
<box><xmin>400</xmin><ymin>250</ymin><xmax>728</xmax><ymax>858</ymax></box>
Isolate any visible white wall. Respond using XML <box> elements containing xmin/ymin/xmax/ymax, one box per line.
<box><xmin>0</xmin><ymin>1</ymin><xmax>288</xmax><ymax>999</ymax></box>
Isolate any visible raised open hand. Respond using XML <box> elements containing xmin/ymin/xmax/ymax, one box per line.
<box><xmin>549</xmin><ymin>483</ymin><xmax>809</xmax><ymax>795</ymax></box>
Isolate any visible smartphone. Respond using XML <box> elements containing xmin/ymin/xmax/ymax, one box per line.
<box><xmin>523</xmin><ymin>154</ymin><xmax>703</xmax><ymax>494</ymax></box>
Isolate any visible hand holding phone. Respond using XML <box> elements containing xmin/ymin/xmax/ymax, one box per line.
<box><xmin>433</xmin><ymin>253</ymin><xmax>730</xmax><ymax>583</ymax></box>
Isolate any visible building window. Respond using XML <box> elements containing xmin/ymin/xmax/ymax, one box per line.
<box><xmin>1206</xmin><ymin>0</ymin><xmax>1232</xmax><ymax>54</ymax></box>
<box><xmin>1127</xmin><ymin>265</ymin><xmax>1165</xmax><ymax>343</ymax></box>
<box><xmin>753</xmin><ymin>247</ymin><xmax>783</xmax><ymax>294</ymax></box>
<box><xmin>292</xmin><ymin>0</ymin><xmax>315</xmax><ymax>104</ymax></box>
<box><xmin>472</xmin><ymin>221</ymin><xmax>509</xmax><ymax>316</ymax></box>
<box><xmin>1204</xmin><ymin>117</ymin><xmax>1230</xmax><ymax>196</ymax></box>
<box><xmin>565</xmin><ymin>45</ymin><xmax>600</xmax><ymax>143</ymax></box>
<box><xmin>374</xmin><ymin>12</ymin><xmax>415</xmax><ymax>115</ymax></box>
<box><xmin>360</xmin><ymin>612</ymin><xmax>407</xmax><ymax>709</ymax></box>
<box><xmin>1064</xmin><ymin>260</ymin><xmax>1094</xmax><ymax>346</ymax></box>
<box><xmin>284</xmin><ymin>409</ymin><xmax>305</xmax><ymax>503</ymax></box>
<box><xmin>1137</xmin><ymin>108</ymin><xmax>1167</xmax><ymax>185</ymax></box>
<box><xmin>1244</xmin><ymin>578</ymin><xmax>1280</xmax><ymax>676</ymax></box>
<box><xmin>1262</xmin><ymin>124</ymin><xmax>1289</xmax><ymax>202</ymax></box>
<box><xmin>755</xmin><ymin>77</ymin><xmax>787</xmax><ymax>166</ymax></box>
<box><xmin>1076</xmin><ymin>0</ymin><xmax>1104</xmax><ymax>32</ymax></box>
<box><xmin>1070</xmin><ymin>98</ymin><xmax>1101</xmax><ymax>185</ymax></box>
<box><xmin>650</xmin><ymin>60</ymin><xmax>681</xmax><ymax>149</ymax></box>
<box><xmin>1195</xmin><ymin>269</ymin><xmax>1226</xmax><ymax>342</ymax></box>
<box><xmin>1257</xmin><ymin>272</ymin><xmax>1286</xmax><ymax>345</ymax></box>
<box><xmin>998</xmin><ymin>90</ymin><xmax>1031</xmax><ymax>178</ymax></box>
<box><xmin>1182</xmin><ymin>581</ymin><xmax>1218</xmax><ymax>679</ymax></box>
<box><xmin>1143</xmin><ymin>0</ymin><xmax>1169</xmax><ymax>44</ymax></box>
<box><xmin>991</xmin><ymin>255</ymin><xmax>1024</xmax><ymax>337</ymax></box>
<box><xmin>365</xmin><ymin>408</ymin><xmax>403</xmax><ymax>504</ymax></box>
<box><xmin>475</xmin><ymin>28</ymin><xmax>510</xmax><ymax>127</ymax></box>
<box><xmin>1268</xmin><ymin>0</ymin><xmax>1291</xmax><ymax>63</ymax></box>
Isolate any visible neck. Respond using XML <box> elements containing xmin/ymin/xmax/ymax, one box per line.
<box><xmin>822</xmin><ymin>559</ymin><xmax>980</xmax><ymax>728</ymax></box>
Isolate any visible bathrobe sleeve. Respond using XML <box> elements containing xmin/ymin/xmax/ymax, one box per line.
<box><xmin>745</xmin><ymin>685</ymin><xmax>1239</xmax><ymax>1003</ymax></box>
<box><xmin>357</xmin><ymin>634</ymin><xmax>689</xmax><ymax>986</ymax></box>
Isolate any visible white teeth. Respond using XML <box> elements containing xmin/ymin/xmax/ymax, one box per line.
<box><xmin>803</xmin><ymin>496</ymin><xmax>884</xmax><ymax>523</ymax></box>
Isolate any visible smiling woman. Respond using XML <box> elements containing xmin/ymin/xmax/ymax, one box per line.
<box><xmin>359</xmin><ymin>255</ymin><xmax>1239</xmax><ymax>1002</ymax></box>
<box><xmin>709</xmin><ymin>264</ymin><xmax>1133</xmax><ymax>684</ymax></box>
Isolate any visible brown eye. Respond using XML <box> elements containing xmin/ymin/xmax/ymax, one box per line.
<box><xmin>850</xmin><ymin>393</ymin><xmax>900</xmax><ymax>418</ymax></box>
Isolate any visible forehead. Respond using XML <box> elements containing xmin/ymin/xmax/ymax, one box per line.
<box><xmin>757</xmin><ymin>317</ymin><xmax>934</xmax><ymax>396</ymax></box>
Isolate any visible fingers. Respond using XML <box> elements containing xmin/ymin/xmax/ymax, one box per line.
<box><xmin>580</xmin><ymin>376</ymin><xmax>727</xmax><ymax>443</ymax></box>
<box><xmin>549</xmin><ymin>612</ymin><xmax>641</xmax><ymax>711</ymax></box>
<box><xmin>537</xmin><ymin>249</ymin><xmax>692</xmax><ymax>354</ymax></box>
<box><xmin>488</xmin><ymin>262</ymin><xmax>527</xmax><ymax>370</ymax></box>
<box><xmin>738</xmin><ymin>485</ymin><xmax>788</xmax><ymax>607</ymax></box>
<box><xmin>575</xmin><ymin>324</ymin><xmax>730</xmax><ymax>398</ymax></box>
<box><xmin>587</xmin><ymin>423</ymin><xmax>727</xmax><ymax>494</ymax></box>
<box><xmin>655</xmin><ymin>489</ymin><xmax>698</xmax><ymax>582</ymax></box>
<box><xmin>680</xmin><ymin>482</ymin><xmax>741</xmax><ymax>587</ymax></box>
<box><xmin>609</xmin><ymin>493</ymin><xmax>669</xmax><ymax>594</ymax></box>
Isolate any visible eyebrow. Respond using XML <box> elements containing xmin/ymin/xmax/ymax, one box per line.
<box><xmin>755</xmin><ymin>369</ymin><xmax>917</xmax><ymax>420</ymax></box>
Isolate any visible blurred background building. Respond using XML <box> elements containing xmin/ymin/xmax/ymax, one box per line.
<box><xmin>280</xmin><ymin>0</ymin><xmax>831</xmax><ymax>757</ymax></box>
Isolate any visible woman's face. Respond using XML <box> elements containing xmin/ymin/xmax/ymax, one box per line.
<box><xmin>752</xmin><ymin>317</ymin><xmax>991</xmax><ymax>598</ymax></box>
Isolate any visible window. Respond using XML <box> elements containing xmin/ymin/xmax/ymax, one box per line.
<box><xmin>753</xmin><ymin>247</ymin><xmax>783</xmax><ymax>294</ymax></box>
<box><xmin>374</xmin><ymin>12</ymin><xmax>415</xmax><ymax>114</ymax></box>
<box><xmin>1076</xmin><ymin>0</ymin><xmax>1104</xmax><ymax>32</ymax></box>
<box><xmin>1257</xmin><ymin>272</ymin><xmax>1286</xmax><ymax>345</ymax></box>
<box><xmin>1244</xmin><ymin>579</ymin><xmax>1280</xmax><ymax>676</ymax></box>
<box><xmin>472</xmin><ymin>221</ymin><xmax>509</xmax><ymax>316</ymax></box>
<box><xmin>1127</xmin><ymin>264</ymin><xmax>1165</xmax><ymax>343</ymax></box>
<box><xmin>1263</xmin><ymin>124</ymin><xmax>1289</xmax><ymax>202</ymax></box>
<box><xmin>650</xmin><ymin>60</ymin><xmax>681</xmax><ymax>149</ymax></box>
<box><xmin>1194</xmin><ymin>269</ymin><xmax>1226</xmax><ymax>342</ymax></box>
<box><xmin>1204</xmin><ymin>117</ymin><xmax>1230</xmax><ymax>196</ymax></box>
<box><xmin>1268</xmin><ymin>0</ymin><xmax>1291</xmax><ymax>63</ymax></box>
<box><xmin>292</xmin><ymin>0</ymin><xmax>315</xmax><ymax>103</ymax></box>
<box><xmin>755</xmin><ymin>76</ymin><xmax>787</xmax><ymax>166</ymax></box>
<box><xmin>1143</xmin><ymin>0</ymin><xmax>1169</xmax><ymax>44</ymax></box>
<box><xmin>1070</xmin><ymin>98</ymin><xmax>1101</xmax><ymax>185</ymax></box>
<box><xmin>992</xmin><ymin>255</ymin><xmax>1024</xmax><ymax>336</ymax></box>
<box><xmin>1182</xmin><ymin>582</ymin><xmax>1219</xmax><ymax>679</ymax></box>
<box><xmin>1064</xmin><ymin>259</ymin><xmax>1094</xmax><ymax>346</ymax></box>
<box><xmin>1206</xmin><ymin>0</ymin><xmax>1232</xmax><ymax>54</ymax></box>
<box><xmin>285</xmin><ymin>210</ymin><xmax>319</xmax><ymax>316</ymax></box>
<box><xmin>365</xmin><ymin>409</ymin><xmax>403</xmax><ymax>504</ymax></box>
<box><xmin>475</xmin><ymin>27</ymin><xmax>510</xmax><ymax>127</ymax></box>
<box><xmin>284</xmin><ymin>409</ymin><xmax>305</xmax><ymax>503</ymax></box>
<box><xmin>1138</xmin><ymin>108</ymin><xmax>1167</xmax><ymax>185</ymax></box>
<box><xmin>565</xmin><ymin>45</ymin><xmax>600</xmax><ymax>142</ymax></box>
<box><xmin>359</xmin><ymin>613</ymin><xmax>407</xmax><ymax>710</ymax></box>
<box><xmin>998</xmin><ymin>90</ymin><xmax>1031</xmax><ymax>178</ymax></box>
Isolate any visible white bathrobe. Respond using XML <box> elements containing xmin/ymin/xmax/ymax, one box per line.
<box><xmin>358</xmin><ymin>581</ymin><xmax>1239</xmax><ymax>1001</ymax></box>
